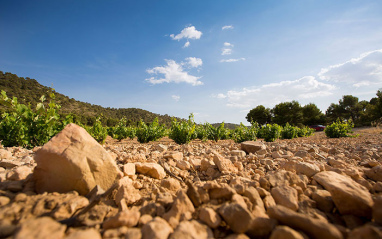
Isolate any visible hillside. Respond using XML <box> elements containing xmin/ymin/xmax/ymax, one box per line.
<box><xmin>0</xmin><ymin>71</ymin><xmax>180</xmax><ymax>127</ymax></box>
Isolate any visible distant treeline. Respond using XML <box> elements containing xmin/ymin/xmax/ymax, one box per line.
<box><xmin>246</xmin><ymin>90</ymin><xmax>382</xmax><ymax>127</ymax></box>
<box><xmin>0</xmin><ymin>71</ymin><xmax>181</xmax><ymax>127</ymax></box>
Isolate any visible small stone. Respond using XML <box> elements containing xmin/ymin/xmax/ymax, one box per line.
<box><xmin>295</xmin><ymin>162</ymin><xmax>320</xmax><ymax>177</ymax></box>
<box><xmin>243</xmin><ymin>187</ymin><xmax>265</xmax><ymax>211</ymax></box>
<box><xmin>65</xmin><ymin>228</ymin><xmax>102</xmax><ymax>239</ymax></box>
<box><xmin>13</xmin><ymin>217</ymin><xmax>66</xmax><ymax>239</ymax></box>
<box><xmin>103</xmin><ymin>208</ymin><xmax>141</xmax><ymax>229</ymax></box>
<box><xmin>123</xmin><ymin>163</ymin><xmax>136</xmax><ymax>176</ymax></box>
<box><xmin>161</xmin><ymin>178</ymin><xmax>181</xmax><ymax>191</ymax></box>
<box><xmin>0</xmin><ymin>196</ymin><xmax>10</xmax><ymax>206</ymax></box>
<box><xmin>218</xmin><ymin>202</ymin><xmax>254</xmax><ymax>233</ymax></box>
<box><xmin>269</xmin><ymin>225</ymin><xmax>304</xmax><ymax>239</ymax></box>
<box><xmin>213</xmin><ymin>153</ymin><xmax>238</xmax><ymax>173</ymax></box>
<box><xmin>115</xmin><ymin>177</ymin><xmax>142</xmax><ymax>207</ymax></box>
<box><xmin>365</xmin><ymin>165</ymin><xmax>382</xmax><ymax>182</ymax></box>
<box><xmin>169</xmin><ymin>220</ymin><xmax>213</xmax><ymax>239</ymax></box>
<box><xmin>312</xmin><ymin>189</ymin><xmax>334</xmax><ymax>213</ymax></box>
<box><xmin>225</xmin><ymin>234</ymin><xmax>250</xmax><ymax>239</ymax></box>
<box><xmin>271</xmin><ymin>185</ymin><xmax>299</xmax><ymax>211</ymax></box>
<box><xmin>0</xmin><ymin>149</ymin><xmax>12</xmax><ymax>159</ymax></box>
<box><xmin>199</xmin><ymin>207</ymin><xmax>222</xmax><ymax>228</ymax></box>
<box><xmin>347</xmin><ymin>225</ymin><xmax>382</xmax><ymax>239</ymax></box>
<box><xmin>176</xmin><ymin>160</ymin><xmax>190</xmax><ymax>170</ymax></box>
<box><xmin>163</xmin><ymin>190</ymin><xmax>195</xmax><ymax>228</ymax></box>
<box><xmin>241</xmin><ymin>141</ymin><xmax>266</xmax><ymax>154</ymax></box>
<box><xmin>164</xmin><ymin>151</ymin><xmax>183</xmax><ymax>161</ymax></box>
<box><xmin>231</xmin><ymin>150</ymin><xmax>246</xmax><ymax>158</ymax></box>
<box><xmin>125</xmin><ymin>228</ymin><xmax>142</xmax><ymax>239</ymax></box>
<box><xmin>141</xmin><ymin>217</ymin><xmax>173</xmax><ymax>239</ymax></box>
<box><xmin>373</xmin><ymin>195</ymin><xmax>382</xmax><ymax>225</ymax></box>
<box><xmin>6</xmin><ymin>165</ymin><xmax>32</xmax><ymax>181</ymax></box>
<box><xmin>135</xmin><ymin>162</ymin><xmax>166</xmax><ymax>179</ymax></box>
<box><xmin>246</xmin><ymin>217</ymin><xmax>277</xmax><ymax>238</ymax></box>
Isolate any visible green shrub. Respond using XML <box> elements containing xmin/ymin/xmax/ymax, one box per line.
<box><xmin>324</xmin><ymin>119</ymin><xmax>356</xmax><ymax>138</ymax></box>
<box><xmin>169</xmin><ymin>114</ymin><xmax>197</xmax><ymax>144</ymax></box>
<box><xmin>206</xmin><ymin>122</ymin><xmax>231</xmax><ymax>142</ymax></box>
<box><xmin>297</xmin><ymin>126</ymin><xmax>315</xmax><ymax>137</ymax></box>
<box><xmin>281</xmin><ymin>123</ymin><xmax>299</xmax><ymax>139</ymax></box>
<box><xmin>258</xmin><ymin>124</ymin><xmax>282</xmax><ymax>142</ymax></box>
<box><xmin>0</xmin><ymin>90</ymin><xmax>72</xmax><ymax>148</ymax></box>
<box><xmin>111</xmin><ymin>117</ymin><xmax>136</xmax><ymax>141</ymax></box>
<box><xmin>232</xmin><ymin>122</ymin><xmax>259</xmax><ymax>143</ymax></box>
<box><xmin>86</xmin><ymin>117</ymin><xmax>108</xmax><ymax>143</ymax></box>
<box><xmin>195</xmin><ymin>124</ymin><xmax>208</xmax><ymax>141</ymax></box>
<box><xmin>135</xmin><ymin>118</ymin><xmax>166</xmax><ymax>143</ymax></box>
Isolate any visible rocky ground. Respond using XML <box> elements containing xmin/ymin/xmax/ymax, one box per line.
<box><xmin>0</xmin><ymin>124</ymin><xmax>382</xmax><ymax>239</ymax></box>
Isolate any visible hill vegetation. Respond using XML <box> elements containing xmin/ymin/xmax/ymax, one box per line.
<box><xmin>0</xmin><ymin>71</ymin><xmax>180</xmax><ymax>127</ymax></box>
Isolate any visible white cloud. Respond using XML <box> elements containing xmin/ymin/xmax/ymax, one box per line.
<box><xmin>170</xmin><ymin>26</ymin><xmax>202</xmax><ymax>41</ymax></box>
<box><xmin>145</xmin><ymin>58</ymin><xmax>203</xmax><ymax>86</ymax></box>
<box><xmin>224</xmin><ymin>42</ymin><xmax>233</xmax><ymax>47</ymax></box>
<box><xmin>221</xmin><ymin>48</ymin><xmax>232</xmax><ymax>55</ymax></box>
<box><xmin>318</xmin><ymin>49</ymin><xmax>382</xmax><ymax>87</ymax></box>
<box><xmin>172</xmin><ymin>95</ymin><xmax>180</xmax><ymax>101</ymax></box>
<box><xmin>219</xmin><ymin>76</ymin><xmax>336</xmax><ymax>108</ymax></box>
<box><xmin>183</xmin><ymin>41</ymin><xmax>190</xmax><ymax>48</ymax></box>
<box><xmin>222</xmin><ymin>25</ymin><xmax>234</xmax><ymax>30</ymax></box>
<box><xmin>211</xmin><ymin>93</ymin><xmax>227</xmax><ymax>99</ymax></box>
<box><xmin>185</xmin><ymin>57</ymin><xmax>203</xmax><ymax>68</ymax></box>
<box><xmin>220</xmin><ymin>58</ymin><xmax>246</xmax><ymax>63</ymax></box>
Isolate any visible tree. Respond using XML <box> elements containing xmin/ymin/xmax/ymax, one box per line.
<box><xmin>246</xmin><ymin>105</ymin><xmax>272</xmax><ymax>125</ymax></box>
<box><xmin>302</xmin><ymin>103</ymin><xmax>325</xmax><ymax>125</ymax></box>
<box><xmin>272</xmin><ymin>101</ymin><xmax>303</xmax><ymax>126</ymax></box>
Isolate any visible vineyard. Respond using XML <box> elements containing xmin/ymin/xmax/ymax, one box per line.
<box><xmin>0</xmin><ymin>90</ymin><xmax>358</xmax><ymax>149</ymax></box>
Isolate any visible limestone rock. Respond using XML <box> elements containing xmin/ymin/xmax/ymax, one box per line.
<box><xmin>14</xmin><ymin>217</ymin><xmax>66</xmax><ymax>239</ymax></box>
<box><xmin>365</xmin><ymin>165</ymin><xmax>382</xmax><ymax>182</ymax></box>
<box><xmin>312</xmin><ymin>189</ymin><xmax>334</xmax><ymax>213</ymax></box>
<box><xmin>241</xmin><ymin>141</ymin><xmax>266</xmax><ymax>154</ymax></box>
<box><xmin>218</xmin><ymin>202</ymin><xmax>254</xmax><ymax>233</ymax></box>
<box><xmin>313</xmin><ymin>171</ymin><xmax>373</xmax><ymax>218</ymax></box>
<box><xmin>213</xmin><ymin>153</ymin><xmax>238</xmax><ymax>173</ymax></box>
<box><xmin>169</xmin><ymin>220</ymin><xmax>213</xmax><ymax>239</ymax></box>
<box><xmin>6</xmin><ymin>165</ymin><xmax>32</xmax><ymax>181</ymax></box>
<box><xmin>163</xmin><ymin>190</ymin><xmax>195</xmax><ymax>228</ymax></box>
<box><xmin>103</xmin><ymin>208</ymin><xmax>140</xmax><ymax>229</ymax></box>
<box><xmin>123</xmin><ymin>163</ymin><xmax>136</xmax><ymax>176</ymax></box>
<box><xmin>33</xmin><ymin>123</ymin><xmax>121</xmax><ymax>195</ymax></box>
<box><xmin>161</xmin><ymin>178</ymin><xmax>181</xmax><ymax>191</ymax></box>
<box><xmin>373</xmin><ymin>195</ymin><xmax>382</xmax><ymax>225</ymax></box>
<box><xmin>295</xmin><ymin>162</ymin><xmax>320</xmax><ymax>177</ymax></box>
<box><xmin>246</xmin><ymin>217</ymin><xmax>277</xmax><ymax>238</ymax></box>
<box><xmin>115</xmin><ymin>177</ymin><xmax>142</xmax><ymax>207</ymax></box>
<box><xmin>0</xmin><ymin>149</ymin><xmax>12</xmax><ymax>160</ymax></box>
<box><xmin>135</xmin><ymin>162</ymin><xmax>166</xmax><ymax>179</ymax></box>
<box><xmin>243</xmin><ymin>186</ymin><xmax>265</xmax><ymax>211</ymax></box>
<box><xmin>199</xmin><ymin>207</ymin><xmax>222</xmax><ymax>228</ymax></box>
<box><xmin>347</xmin><ymin>225</ymin><xmax>382</xmax><ymax>239</ymax></box>
<box><xmin>141</xmin><ymin>217</ymin><xmax>173</xmax><ymax>239</ymax></box>
<box><xmin>65</xmin><ymin>228</ymin><xmax>102</xmax><ymax>239</ymax></box>
<box><xmin>271</xmin><ymin>185</ymin><xmax>299</xmax><ymax>211</ymax></box>
<box><xmin>164</xmin><ymin>151</ymin><xmax>183</xmax><ymax>161</ymax></box>
<box><xmin>268</xmin><ymin>205</ymin><xmax>343</xmax><ymax>239</ymax></box>
<box><xmin>269</xmin><ymin>225</ymin><xmax>304</xmax><ymax>239</ymax></box>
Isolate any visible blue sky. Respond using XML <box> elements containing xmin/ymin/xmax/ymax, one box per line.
<box><xmin>1</xmin><ymin>0</ymin><xmax>382</xmax><ymax>124</ymax></box>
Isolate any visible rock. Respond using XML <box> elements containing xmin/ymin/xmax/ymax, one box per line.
<box><xmin>199</xmin><ymin>207</ymin><xmax>222</xmax><ymax>228</ymax></box>
<box><xmin>154</xmin><ymin>144</ymin><xmax>167</xmax><ymax>152</ymax></box>
<box><xmin>268</xmin><ymin>205</ymin><xmax>343</xmax><ymax>239</ymax></box>
<box><xmin>164</xmin><ymin>151</ymin><xmax>183</xmax><ymax>161</ymax></box>
<box><xmin>295</xmin><ymin>162</ymin><xmax>320</xmax><ymax>177</ymax></box>
<box><xmin>115</xmin><ymin>177</ymin><xmax>142</xmax><ymax>207</ymax></box>
<box><xmin>313</xmin><ymin>171</ymin><xmax>373</xmax><ymax>218</ymax></box>
<box><xmin>266</xmin><ymin>170</ymin><xmax>306</xmax><ymax>190</ymax></box>
<box><xmin>103</xmin><ymin>208</ymin><xmax>140</xmax><ymax>229</ymax></box>
<box><xmin>269</xmin><ymin>225</ymin><xmax>304</xmax><ymax>239</ymax></box>
<box><xmin>241</xmin><ymin>141</ymin><xmax>266</xmax><ymax>154</ymax></box>
<box><xmin>312</xmin><ymin>189</ymin><xmax>335</xmax><ymax>213</ymax></box>
<box><xmin>0</xmin><ymin>160</ymin><xmax>23</xmax><ymax>169</ymax></box>
<box><xmin>225</xmin><ymin>234</ymin><xmax>250</xmax><ymax>239</ymax></box>
<box><xmin>271</xmin><ymin>185</ymin><xmax>299</xmax><ymax>211</ymax></box>
<box><xmin>6</xmin><ymin>165</ymin><xmax>32</xmax><ymax>181</ymax></box>
<box><xmin>218</xmin><ymin>202</ymin><xmax>254</xmax><ymax>233</ymax></box>
<box><xmin>294</xmin><ymin>150</ymin><xmax>309</xmax><ymax>158</ymax></box>
<box><xmin>13</xmin><ymin>217</ymin><xmax>66</xmax><ymax>239</ymax></box>
<box><xmin>347</xmin><ymin>225</ymin><xmax>382</xmax><ymax>239</ymax></box>
<box><xmin>231</xmin><ymin>150</ymin><xmax>246</xmax><ymax>158</ymax></box>
<box><xmin>33</xmin><ymin>123</ymin><xmax>121</xmax><ymax>195</ymax></box>
<box><xmin>263</xmin><ymin>195</ymin><xmax>277</xmax><ymax>210</ymax></box>
<box><xmin>243</xmin><ymin>187</ymin><xmax>265</xmax><ymax>211</ymax></box>
<box><xmin>0</xmin><ymin>149</ymin><xmax>12</xmax><ymax>159</ymax></box>
<box><xmin>373</xmin><ymin>195</ymin><xmax>382</xmax><ymax>225</ymax></box>
<box><xmin>78</xmin><ymin>204</ymin><xmax>109</xmax><ymax>226</ymax></box>
<box><xmin>65</xmin><ymin>228</ymin><xmax>102</xmax><ymax>239</ymax></box>
<box><xmin>163</xmin><ymin>190</ymin><xmax>195</xmax><ymax>228</ymax></box>
<box><xmin>135</xmin><ymin>162</ymin><xmax>166</xmax><ymax>179</ymax></box>
<box><xmin>365</xmin><ymin>165</ymin><xmax>382</xmax><ymax>182</ymax></box>
<box><xmin>176</xmin><ymin>160</ymin><xmax>190</xmax><ymax>170</ymax></box>
<box><xmin>213</xmin><ymin>153</ymin><xmax>238</xmax><ymax>173</ymax></box>
<box><xmin>246</xmin><ymin>217</ymin><xmax>277</xmax><ymax>238</ymax></box>
<box><xmin>124</xmin><ymin>228</ymin><xmax>142</xmax><ymax>239</ymax></box>
<box><xmin>0</xmin><ymin>196</ymin><xmax>10</xmax><ymax>206</ymax></box>
<box><xmin>169</xmin><ymin>220</ymin><xmax>213</xmax><ymax>239</ymax></box>
<box><xmin>123</xmin><ymin>163</ymin><xmax>136</xmax><ymax>176</ymax></box>
<box><xmin>141</xmin><ymin>217</ymin><xmax>173</xmax><ymax>239</ymax></box>
<box><xmin>161</xmin><ymin>178</ymin><xmax>181</xmax><ymax>191</ymax></box>
<box><xmin>206</xmin><ymin>182</ymin><xmax>236</xmax><ymax>200</ymax></box>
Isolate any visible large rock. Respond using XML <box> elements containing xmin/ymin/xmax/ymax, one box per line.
<box><xmin>271</xmin><ymin>185</ymin><xmax>299</xmax><ymax>211</ymax></box>
<box><xmin>163</xmin><ymin>190</ymin><xmax>195</xmax><ymax>228</ymax></box>
<box><xmin>33</xmin><ymin>123</ymin><xmax>121</xmax><ymax>195</ymax></box>
<box><xmin>268</xmin><ymin>205</ymin><xmax>343</xmax><ymax>239</ymax></box>
<box><xmin>199</xmin><ymin>207</ymin><xmax>222</xmax><ymax>229</ymax></box>
<box><xmin>241</xmin><ymin>141</ymin><xmax>266</xmax><ymax>154</ymax></box>
<box><xmin>218</xmin><ymin>202</ymin><xmax>254</xmax><ymax>233</ymax></box>
<box><xmin>365</xmin><ymin>165</ymin><xmax>382</xmax><ymax>182</ymax></box>
<box><xmin>313</xmin><ymin>171</ymin><xmax>374</xmax><ymax>218</ymax></box>
<box><xmin>169</xmin><ymin>220</ymin><xmax>213</xmax><ymax>239</ymax></box>
<box><xmin>142</xmin><ymin>217</ymin><xmax>173</xmax><ymax>239</ymax></box>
